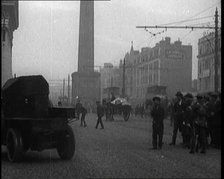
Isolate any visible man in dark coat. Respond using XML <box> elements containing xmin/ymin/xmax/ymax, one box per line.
<box><xmin>96</xmin><ymin>101</ymin><xmax>104</xmax><ymax>129</ymax></box>
<box><xmin>193</xmin><ymin>94</ymin><xmax>208</xmax><ymax>154</ymax></box>
<box><xmin>170</xmin><ymin>91</ymin><xmax>184</xmax><ymax>145</ymax></box>
<box><xmin>80</xmin><ymin>104</ymin><xmax>87</xmax><ymax>127</ymax></box>
<box><xmin>182</xmin><ymin>93</ymin><xmax>194</xmax><ymax>149</ymax></box>
<box><xmin>75</xmin><ymin>100</ymin><xmax>82</xmax><ymax>120</ymax></box>
<box><xmin>151</xmin><ymin>96</ymin><xmax>165</xmax><ymax>149</ymax></box>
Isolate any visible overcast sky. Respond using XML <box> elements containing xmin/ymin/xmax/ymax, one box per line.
<box><xmin>12</xmin><ymin>0</ymin><xmax>221</xmax><ymax>81</ymax></box>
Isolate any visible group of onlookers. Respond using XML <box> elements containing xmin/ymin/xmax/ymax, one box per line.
<box><xmin>150</xmin><ymin>91</ymin><xmax>221</xmax><ymax>153</ymax></box>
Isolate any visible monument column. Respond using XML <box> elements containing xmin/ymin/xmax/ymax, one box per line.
<box><xmin>78</xmin><ymin>1</ymin><xmax>94</xmax><ymax>73</ymax></box>
<box><xmin>72</xmin><ymin>0</ymin><xmax>100</xmax><ymax>107</ymax></box>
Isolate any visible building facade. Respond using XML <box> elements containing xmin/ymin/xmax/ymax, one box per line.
<box><xmin>100</xmin><ymin>62</ymin><xmax>122</xmax><ymax>100</ymax></box>
<box><xmin>197</xmin><ymin>31</ymin><xmax>221</xmax><ymax>93</ymax></box>
<box><xmin>125</xmin><ymin>37</ymin><xmax>192</xmax><ymax>103</ymax></box>
<box><xmin>1</xmin><ymin>0</ymin><xmax>19</xmax><ymax>86</ymax></box>
<box><xmin>101</xmin><ymin>37</ymin><xmax>192</xmax><ymax>104</ymax></box>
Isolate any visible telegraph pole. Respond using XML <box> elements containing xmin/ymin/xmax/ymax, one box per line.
<box><xmin>62</xmin><ymin>79</ymin><xmax>65</xmax><ymax>102</ymax></box>
<box><xmin>136</xmin><ymin>9</ymin><xmax>221</xmax><ymax>93</ymax></box>
<box><xmin>68</xmin><ymin>75</ymin><xmax>70</xmax><ymax>104</ymax></box>
<box><xmin>122</xmin><ymin>58</ymin><xmax>126</xmax><ymax>98</ymax></box>
<box><xmin>214</xmin><ymin>8</ymin><xmax>219</xmax><ymax>92</ymax></box>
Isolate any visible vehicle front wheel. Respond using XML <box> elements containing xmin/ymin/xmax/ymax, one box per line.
<box><xmin>6</xmin><ymin>128</ymin><xmax>24</xmax><ymax>162</ymax></box>
<box><xmin>57</xmin><ymin>126</ymin><xmax>75</xmax><ymax>160</ymax></box>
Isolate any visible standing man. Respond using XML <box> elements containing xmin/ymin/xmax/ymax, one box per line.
<box><xmin>96</xmin><ymin>101</ymin><xmax>104</xmax><ymax>129</ymax></box>
<box><xmin>75</xmin><ymin>99</ymin><xmax>82</xmax><ymax>120</ymax></box>
<box><xmin>80</xmin><ymin>104</ymin><xmax>87</xmax><ymax>127</ymax></box>
<box><xmin>194</xmin><ymin>94</ymin><xmax>208</xmax><ymax>153</ymax></box>
<box><xmin>169</xmin><ymin>91</ymin><xmax>184</xmax><ymax>146</ymax></box>
<box><xmin>151</xmin><ymin>96</ymin><xmax>165</xmax><ymax>149</ymax></box>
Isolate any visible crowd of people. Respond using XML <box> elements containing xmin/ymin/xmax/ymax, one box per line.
<box><xmin>59</xmin><ymin>90</ymin><xmax>221</xmax><ymax>154</ymax></box>
<box><xmin>150</xmin><ymin>91</ymin><xmax>221</xmax><ymax>153</ymax></box>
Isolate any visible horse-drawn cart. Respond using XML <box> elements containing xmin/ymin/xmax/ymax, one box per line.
<box><xmin>105</xmin><ymin>97</ymin><xmax>131</xmax><ymax>121</ymax></box>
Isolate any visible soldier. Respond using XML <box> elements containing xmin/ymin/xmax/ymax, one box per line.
<box><xmin>80</xmin><ymin>104</ymin><xmax>87</xmax><ymax>127</ymax></box>
<box><xmin>96</xmin><ymin>101</ymin><xmax>104</xmax><ymax>129</ymax></box>
<box><xmin>151</xmin><ymin>96</ymin><xmax>165</xmax><ymax>149</ymax></box>
<box><xmin>193</xmin><ymin>94</ymin><xmax>208</xmax><ymax>154</ymax></box>
<box><xmin>169</xmin><ymin>91</ymin><xmax>184</xmax><ymax>146</ymax></box>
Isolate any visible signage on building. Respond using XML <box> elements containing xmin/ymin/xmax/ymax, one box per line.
<box><xmin>165</xmin><ymin>50</ymin><xmax>183</xmax><ymax>60</ymax></box>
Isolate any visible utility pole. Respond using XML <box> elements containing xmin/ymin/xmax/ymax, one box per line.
<box><xmin>136</xmin><ymin>9</ymin><xmax>221</xmax><ymax>93</ymax></box>
<box><xmin>214</xmin><ymin>8</ymin><xmax>219</xmax><ymax>92</ymax></box>
<box><xmin>62</xmin><ymin>79</ymin><xmax>65</xmax><ymax>102</ymax></box>
<box><xmin>68</xmin><ymin>75</ymin><xmax>70</xmax><ymax>104</ymax></box>
<box><xmin>122</xmin><ymin>58</ymin><xmax>125</xmax><ymax>98</ymax></box>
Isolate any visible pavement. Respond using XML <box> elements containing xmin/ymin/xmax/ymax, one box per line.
<box><xmin>1</xmin><ymin>113</ymin><xmax>221</xmax><ymax>179</ymax></box>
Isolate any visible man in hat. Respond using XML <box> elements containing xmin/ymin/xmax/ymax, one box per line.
<box><xmin>96</xmin><ymin>101</ymin><xmax>104</xmax><ymax>129</ymax></box>
<box><xmin>169</xmin><ymin>91</ymin><xmax>185</xmax><ymax>145</ymax></box>
<box><xmin>151</xmin><ymin>96</ymin><xmax>165</xmax><ymax>149</ymax></box>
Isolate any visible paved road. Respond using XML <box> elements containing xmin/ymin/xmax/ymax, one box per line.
<box><xmin>1</xmin><ymin>114</ymin><xmax>221</xmax><ymax>179</ymax></box>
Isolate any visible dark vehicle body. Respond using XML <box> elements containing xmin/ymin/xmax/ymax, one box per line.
<box><xmin>1</xmin><ymin>75</ymin><xmax>75</xmax><ymax>162</ymax></box>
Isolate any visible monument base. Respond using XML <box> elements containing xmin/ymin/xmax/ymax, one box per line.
<box><xmin>71</xmin><ymin>71</ymin><xmax>100</xmax><ymax>110</ymax></box>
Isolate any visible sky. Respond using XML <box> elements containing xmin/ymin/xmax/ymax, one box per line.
<box><xmin>12</xmin><ymin>0</ymin><xmax>221</xmax><ymax>81</ymax></box>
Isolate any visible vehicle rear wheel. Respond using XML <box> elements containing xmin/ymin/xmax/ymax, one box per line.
<box><xmin>57</xmin><ymin>125</ymin><xmax>75</xmax><ymax>160</ymax></box>
<box><xmin>6</xmin><ymin>128</ymin><xmax>24</xmax><ymax>162</ymax></box>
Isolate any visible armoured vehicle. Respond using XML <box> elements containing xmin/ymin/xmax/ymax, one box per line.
<box><xmin>1</xmin><ymin>75</ymin><xmax>75</xmax><ymax>162</ymax></box>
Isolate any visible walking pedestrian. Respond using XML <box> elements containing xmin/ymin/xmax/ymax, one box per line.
<box><xmin>151</xmin><ymin>96</ymin><xmax>165</xmax><ymax>150</ymax></box>
<box><xmin>80</xmin><ymin>104</ymin><xmax>87</xmax><ymax>127</ymax></box>
<box><xmin>96</xmin><ymin>101</ymin><xmax>104</xmax><ymax>129</ymax></box>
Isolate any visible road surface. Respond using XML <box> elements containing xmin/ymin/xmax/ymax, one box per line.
<box><xmin>1</xmin><ymin>113</ymin><xmax>221</xmax><ymax>179</ymax></box>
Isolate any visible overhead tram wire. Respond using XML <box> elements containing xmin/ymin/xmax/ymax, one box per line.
<box><xmin>156</xmin><ymin>2</ymin><xmax>220</xmax><ymax>27</ymax></box>
<box><xmin>186</xmin><ymin>1</ymin><xmax>221</xmax><ymax>19</ymax></box>
<box><xmin>157</xmin><ymin>16</ymin><xmax>214</xmax><ymax>26</ymax></box>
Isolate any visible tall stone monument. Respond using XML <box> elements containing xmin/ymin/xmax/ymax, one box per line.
<box><xmin>1</xmin><ymin>1</ymin><xmax>19</xmax><ymax>87</ymax></box>
<box><xmin>72</xmin><ymin>0</ymin><xmax>100</xmax><ymax>107</ymax></box>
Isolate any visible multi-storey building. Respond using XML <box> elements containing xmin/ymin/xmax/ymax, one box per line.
<box><xmin>100</xmin><ymin>37</ymin><xmax>192</xmax><ymax>104</ymax></box>
<box><xmin>100</xmin><ymin>62</ymin><xmax>122</xmax><ymax>100</ymax></box>
<box><xmin>125</xmin><ymin>37</ymin><xmax>192</xmax><ymax>103</ymax></box>
<box><xmin>1</xmin><ymin>0</ymin><xmax>19</xmax><ymax>86</ymax></box>
<box><xmin>197</xmin><ymin>31</ymin><xmax>221</xmax><ymax>93</ymax></box>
